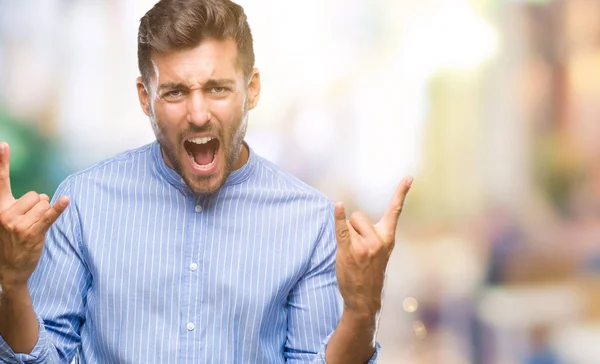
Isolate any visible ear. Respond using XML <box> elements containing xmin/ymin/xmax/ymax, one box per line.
<box><xmin>136</xmin><ymin>76</ymin><xmax>151</xmax><ymax>116</ymax></box>
<box><xmin>246</xmin><ymin>68</ymin><xmax>261</xmax><ymax>111</ymax></box>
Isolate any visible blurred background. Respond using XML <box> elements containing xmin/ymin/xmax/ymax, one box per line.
<box><xmin>1</xmin><ymin>0</ymin><xmax>600</xmax><ymax>362</ymax></box>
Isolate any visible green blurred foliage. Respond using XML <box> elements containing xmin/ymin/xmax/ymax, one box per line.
<box><xmin>0</xmin><ymin>107</ymin><xmax>60</xmax><ymax>199</ymax></box>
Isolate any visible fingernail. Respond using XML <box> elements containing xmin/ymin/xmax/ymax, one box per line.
<box><xmin>0</xmin><ymin>143</ymin><xmax>4</xmax><ymax>155</ymax></box>
<box><xmin>407</xmin><ymin>176</ymin><xmax>414</xmax><ymax>188</ymax></box>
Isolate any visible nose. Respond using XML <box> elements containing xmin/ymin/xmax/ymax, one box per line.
<box><xmin>186</xmin><ymin>91</ymin><xmax>211</xmax><ymax>127</ymax></box>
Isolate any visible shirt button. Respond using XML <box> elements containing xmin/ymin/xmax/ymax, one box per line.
<box><xmin>186</xmin><ymin>322</ymin><xmax>195</xmax><ymax>331</ymax></box>
<box><xmin>189</xmin><ymin>262</ymin><xmax>198</xmax><ymax>272</ymax></box>
<box><xmin>195</xmin><ymin>204</ymin><xmax>203</xmax><ymax>213</ymax></box>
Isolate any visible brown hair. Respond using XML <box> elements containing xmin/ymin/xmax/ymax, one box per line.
<box><xmin>137</xmin><ymin>0</ymin><xmax>255</xmax><ymax>87</ymax></box>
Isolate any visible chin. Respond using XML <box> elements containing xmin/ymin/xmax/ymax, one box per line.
<box><xmin>179</xmin><ymin>139</ymin><xmax>227</xmax><ymax>194</ymax></box>
<box><xmin>185</xmin><ymin>170</ymin><xmax>227</xmax><ymax>195</ymax></box>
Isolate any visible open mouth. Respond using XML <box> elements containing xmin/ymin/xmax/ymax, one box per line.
<box><xmin>184</xmin><ymin>136</ymin><xmax>220</xmax><ymax>172</ymax></box>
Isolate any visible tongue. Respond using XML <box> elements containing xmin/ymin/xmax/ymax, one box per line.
<box><xmin>191</xmin><ymin>142</ymin><xmax>216</xmax><ymax>166</ymax></box>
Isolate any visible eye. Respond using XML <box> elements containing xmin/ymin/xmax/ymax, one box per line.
<box><xmin>161</xmin><ymin>89</ymin><xmax>187</xmax><ymax>102</ymax></box>
<box><xmin>166</xmin><ymin>90</ymin><xmax>184</xmax><ymax>98</ymax></box>
<box><xmin>210</xmin><ymin>87</ymin><xmax>227</xmax><ymax>94</ymax></box>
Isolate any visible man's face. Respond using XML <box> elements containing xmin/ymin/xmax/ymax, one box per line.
<box><xmin>137</xmin><ymin>39</ymin><xmax>260</xmax><ymax>195</ymax></box>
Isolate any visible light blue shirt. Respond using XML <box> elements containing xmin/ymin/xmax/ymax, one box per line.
<box><xmin>0</xmin><ymin>141</ymin><xmax>379</xmax><ymax>363</ymax></box>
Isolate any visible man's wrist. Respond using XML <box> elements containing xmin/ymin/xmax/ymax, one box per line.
<box><xmin>0</xmin><ymin>281</ymin><xmax>30</xmax><ymax>301</ymax></box>
<box><xmin>340</xmin><ymin>306</ymin><xmax>378</xmax><ymax>335</ymax></box>
<box><xmin>343</xmin><ymin>302</ymin><xmax>381</xmax><ymax>320</ymax></box>
<box><xmin>325</xmin><ymin>307</ymin><xmax>378</xmax><ymax>364</ymax></box>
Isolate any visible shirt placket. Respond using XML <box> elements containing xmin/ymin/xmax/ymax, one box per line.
<box><xmin>179</xmin><ymin>195</ymin><xmax>206</xmax><ymax>362</ymax></box>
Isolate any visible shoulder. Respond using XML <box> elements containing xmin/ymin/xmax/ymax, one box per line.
<box><xmin>52</xmin><ymin>143</ymin><xmax>154</xmax><ymax>199</ymax></box>
<box><xmin>252</xmin><ymin>152</ymin><xmax>332</xmax><ymax>207</ymax></box>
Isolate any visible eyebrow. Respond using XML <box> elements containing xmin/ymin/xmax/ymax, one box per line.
<box><xmin>158</xmin><ymin>79</ymin><xmax>236</xmax><ymax>92</ymax></box>
<box><xmin>157</xmin><ymin>82</ymin><xmax>187</xmax><ymax>92</ymax></box>
<box><xmin>204</xmin><ymin>79</ymin><xmax>236</xmax><ymax>88</ymax></box>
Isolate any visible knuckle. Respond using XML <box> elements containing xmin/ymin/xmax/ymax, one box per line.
<box><xmin>354</xmin><ymin>245</ymin><xmax>369</xmax><ymax>258</ymax></box>
<box><xmin>23</xmin><ymin>191</ymin><xmax>39</xmax><ymax>201</ymax></box>
<box><xmin>38</xmin><ymin>200</ymin><xmax>51</xmax><ymax>210</ymax></box>
<box><xmin>368</xmin><ymin>245</ymin><xmax>382</xmax><ymax>257</ymax></box>
<box><xmin>392</xmin><ymin>206</ymin><xmax>403</xmax><ymax>216</ymax></box>
<box><xmin>41</xmin><ymin>212</ymin><xmax>56</xmax><ymax>226</ymax></box>
<box><xmin>14</xmin><ymin>228</ymin><xmax>28</xmax><ymax>240</ymax></box>
<box><xmin>337</xmin><ymin>227</ymin><xmax>349</xmax><ymax>239</ymax></box>
<box><xmin>14</xmin><ymin>220</ymin><xmax>29</xmax><ymax>233</ymax></box>
<box><xmin>21</xmin><ymin>229</ymin><xmax>34</xmax><ymax>242</ymax></box>
<box><xmin>2</xmin><ymin>218</ymin><xmax>16</xmax><ymax>231</ymax></box>
<box><xmin>5</xmin><ymin>221</ymin><xmax>15</xmax><ymax>231</ymax></box>
<box><xmin>40</xmin><ymin>214</ymin><xmax>52</xmax><ymax>226</ymax></box>
<box><xmin>373</xmin><ymin>238</ymin><xmax>384</xmax><ymax>248</ymax></box>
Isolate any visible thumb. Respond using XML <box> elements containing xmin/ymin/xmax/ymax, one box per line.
<box><xmin>334</xmin><ymin>202</ymin><xmax>350</xmax><ymax>249</ymax></box>
<box><xmin>0</xmin><ymin>142</ymin><xmax>13</xmax><ymax>205</ymax></box>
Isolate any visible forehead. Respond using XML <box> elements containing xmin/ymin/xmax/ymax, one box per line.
<box><xmin>151</xmin><ymin>38</ymin><xmax>242</xmax><ymax>84</ymax></box>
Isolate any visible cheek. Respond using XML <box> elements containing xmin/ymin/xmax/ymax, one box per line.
<box><xmin>210</xmin><ymin>98</ymin><xmax>234</xmax><ymax>113</ymax></box>
<box><xmin>154</xmin><ymin>102</ymin><xmax>188</xmax><ymax>130</ymax></box>
<box><xmin>210</xmin><ymin>97</ymin><xmax>244</xmax><ymax>122</ymax></box>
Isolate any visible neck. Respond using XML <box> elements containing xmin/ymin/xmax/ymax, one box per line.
<box><xmin>233</xmin><ymin>142</ymin><xmax>249</xmax><ymax>171</ymax></box>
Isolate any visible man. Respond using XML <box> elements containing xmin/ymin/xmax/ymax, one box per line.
<box><xmin>0</xmin><ymin>0</ymin><xmax>413</xmax><ymax>362</ymax></box>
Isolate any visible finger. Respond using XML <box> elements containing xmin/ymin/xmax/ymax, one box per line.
<box><xmin>0</xmin><ymin>142</ymin><xmax>12</xmax><ymax>202</ymax></box>
<box><xmin>5</xmin><ymin>191</ymin><xmax>40</xmax><ymax>217</ymax></box>
<box><xmin>19</xmin><ymin>199</ymin><xmax>51</xmax><ymax>228</ymax></box>
<box><xmin>30</xmin><ymin>196</ymin><xmax>69</xmax><ymax>235</ymax></box>
<box><xmin>346</xmin><ymin>219</ymin><xmax>361</xmax><ymax>244</ymax></box>
<box><xmin>380</xmin><ymin>176</ymin><xmax>413</xmax><ymax>232</ymax></box>
<box><xmin>348</xmin><ymin>210</ymin><xmax>378</xmax><ymax>243</ymax></box>
<box><xmin>334</xmin><ymin>202</ymin><xmax>351</xmax><ymax>249</ymax></box>
<box><xmin>39</xmin><ymin>194</ymin><xmax>49</xmax><ymax>202</ymax></box>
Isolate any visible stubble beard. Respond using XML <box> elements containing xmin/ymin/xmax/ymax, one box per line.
<box><xmin>149</xmin><ymin>107</ymin><xmax>249</xmax><ymax>196</ymax></box>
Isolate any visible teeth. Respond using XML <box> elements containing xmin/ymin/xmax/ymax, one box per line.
<box><xmin>189</xmin><ymin>137</ymin><xmax>214</xmax><ymax>145</ymax></box>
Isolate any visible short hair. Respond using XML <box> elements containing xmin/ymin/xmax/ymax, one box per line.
<box><xmin>137</xmin><ymin>0</ymin><xmax>255</xmax><ymax>87</ymax></box>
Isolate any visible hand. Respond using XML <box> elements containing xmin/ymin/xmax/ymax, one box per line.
<box><xmin>0</xmin><ymin>142</ymin><xmax>69</xmax><ymax>292</ymax></box>
<box><xmin>334</xmin><ymin>176</ymin><xmax>413</xmax><ymax>316</ymax></box>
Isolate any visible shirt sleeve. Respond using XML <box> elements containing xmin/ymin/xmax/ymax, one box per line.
<box><xmin>0</xmin><ymin>177</ymin><xmax>90</xmax><ymax>363</ymax></box>
<box><xmin>284</xmin><ymin>202</ymin><xmax>380</xmax><ymax>363</ymax></box>
<box><xmin>0</xmin><ymin>318</ymin><xmax>56</xmax><ymax>364</ymax></box>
